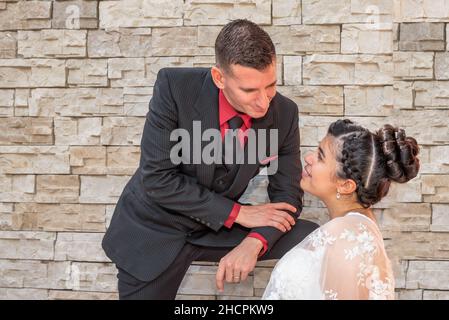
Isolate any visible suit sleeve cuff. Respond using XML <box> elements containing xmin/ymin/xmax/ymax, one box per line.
<box><xmin>247</xmin><ymin>232</ymin><xmax>268</xmax><ymax>257</ymax></box>
<box><xmin>223</xmin><ymin>203</ymin><xmax>241</xmax><ymax>229</ymax></box>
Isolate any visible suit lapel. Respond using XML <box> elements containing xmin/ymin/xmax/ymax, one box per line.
<box><xmin>193</xmin><ymin>71</ymin><xmax>219</xmax><ymax>189</ymax></box>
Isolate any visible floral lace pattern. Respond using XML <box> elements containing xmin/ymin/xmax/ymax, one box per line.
<box><xmin>262</xmin><ymin>212</ymin><xmax>395</xmax><ymax>300</ymax></box>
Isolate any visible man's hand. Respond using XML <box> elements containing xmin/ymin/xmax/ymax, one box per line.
<box><xmin>235</xmin><ymin>202</ymin><xmax>297</xmax><ymax>232</ymax></box>
<box><xmin>215</xmin><ymin>237</ymin><xmax>263</xmax><ymax>292</ymax></box>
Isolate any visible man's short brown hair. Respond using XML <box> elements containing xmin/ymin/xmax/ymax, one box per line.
<box><xmin>215</xmin><ymin>19</ymin><xmax>276</xmax><ymax>73</ymax></box>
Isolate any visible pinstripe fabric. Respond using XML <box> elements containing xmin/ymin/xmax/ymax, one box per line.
<box><xmin>102</xmin><ymin>67</ymin><xmax>318</xmax><ymax>297</ymax></box>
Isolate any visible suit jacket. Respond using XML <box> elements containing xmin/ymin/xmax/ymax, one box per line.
<box><xmin>102</xmin><ymin>67</ymin><xmax>304</xmax><ymax>281</ymax></box>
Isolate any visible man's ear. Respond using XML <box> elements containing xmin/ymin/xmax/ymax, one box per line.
<box><xmin>337</xmin><ymin>178</ymin><xmax>357</xmax><ymax>196</ymax></box>
<box><xmin>211</xmin><ymin>66</ymin><xmax>225</xmax><ymax>89</ymax></box>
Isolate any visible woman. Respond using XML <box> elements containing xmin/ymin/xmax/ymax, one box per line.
<box><xmin>262</xmin><ymin>119</ymin><xmax>420</xmax><ymax>300</ymax></box>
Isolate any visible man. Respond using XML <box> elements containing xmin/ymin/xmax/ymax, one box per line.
<box><xmin>102</xmin><ymin>19</ymin><xmax>319</xmax><ymax>300</ymax></box>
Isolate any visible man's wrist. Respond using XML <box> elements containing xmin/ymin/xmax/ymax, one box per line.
<box><xmin>243</xmin><ymin>236</ymin><xmax>264</xmax><ymax>254</ymax></box>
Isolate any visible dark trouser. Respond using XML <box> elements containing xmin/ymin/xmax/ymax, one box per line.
<box><xmin>117</xmin><ymin>219</ymin><xmax>319</xmax><ymax>300</ymax></box>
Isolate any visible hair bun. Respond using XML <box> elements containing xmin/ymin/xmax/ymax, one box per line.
<box><xmin>377</xmin><ymin>124</ymin><xmax>420</xmax><ymax>183</ymax></box>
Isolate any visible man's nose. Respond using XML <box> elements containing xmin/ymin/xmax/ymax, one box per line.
<box><xmin>256</xmin><ymin>91</ymin><xmax>270</xmax><ymax>108</ymax></box>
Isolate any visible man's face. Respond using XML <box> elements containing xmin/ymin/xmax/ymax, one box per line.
<box><xmin>213</xmin><ymin>61</ymin><xmax>277</xmax><ymax>119</ymax></box>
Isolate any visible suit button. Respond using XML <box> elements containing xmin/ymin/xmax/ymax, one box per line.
<box><xmin>217</xmin><ymin>180</ymin><xmax>224</xmax><ymax>185</ymax></box>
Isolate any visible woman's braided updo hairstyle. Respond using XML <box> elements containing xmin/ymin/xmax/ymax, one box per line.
<box><xmin>327</xmin><ymin>119</ymin><xmax>420</xmax><ymax>208</ymax></box>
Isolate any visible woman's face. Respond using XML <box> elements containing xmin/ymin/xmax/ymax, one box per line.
<box><xmin>300</xmin><ymin>135</ymin><xmax>340</xmax><ymax>201</ymax></box>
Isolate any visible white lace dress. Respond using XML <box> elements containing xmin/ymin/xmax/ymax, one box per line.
<box><xmin>262</xmin><ymin>212</ymin><xmax>395</xmax><ymax>300</ymax></box>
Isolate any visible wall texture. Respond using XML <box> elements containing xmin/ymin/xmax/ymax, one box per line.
<box><xmin>0</xmin><ymin>0</ymin><xmax>448</xmax><ymax>300</ymax></box>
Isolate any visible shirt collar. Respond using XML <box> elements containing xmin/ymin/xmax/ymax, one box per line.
<box><xmin>218</xmin><ymin>89</ymin><xmax>252</xmax><ymax>128</ymax></box>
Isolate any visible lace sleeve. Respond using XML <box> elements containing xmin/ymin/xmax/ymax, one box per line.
<box><xmin>320</xmin><ymin>217</ymin><xmax>395</xmax><ymax>300</ymax></box>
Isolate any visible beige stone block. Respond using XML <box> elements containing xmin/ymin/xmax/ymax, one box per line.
<box><xmin>0</xmin><ymin>117</ymin><xmax>53</xmax><ymax>145</ymax></box>
<box><xmin>67</xmin><ymin>59</ymin><xmax>108</xmax><ymax>87</ymax></box>
<box><xmin>30</xmin><ymin>88</ymin><xmax>123</xmax><ymax>117</ymax></box>
<box><xmin>88</xmin><ymin>28</ymin><xmax>152</xmax><ymax>57</ymax></box>
<box><xmin>299</xmin><ymin>205</ymin><xmax>330</xmax><ymax>226</ymax></box>
<box><xmin>35</xmin><ymin>175</ymin><xmax>79</xmax><ymax>204</ymax></box>
<box><xmin>396</xmin><ymin>289</ymin><xmax>423</xmax><ymax>300</ymax></box>
<box><xmin>423</xmin><ymin>290</ymin><xmax>449</xmax><ymax>300</ymax></box>
<box><xmin>378</xmin><ymin>178</ymin><xmax>422</xmax><ymax>204</ymax></box>
<box><xmin>303</xmin><ymin>54</ymin><xmax>393</xmax><ymax>85</ymax></box>
<box><xmin>399</xmin><ymin>23</ymin><xmax>445</xmax><ymax>51</ymax></box>
<box><xmin>0</xmin><ymin>146</ymin><xmax>69</xmax><ymax>174</ymax></box>
<box><xmin>393</xmin><ymin>52</ymin><xmax>434</xmax><ymax>80</ymax></box>
<box><xmin>108</xmin><ymin>58</ymin><xmax>146</xmax><ymax>87</ymax></box>
<box><xmin>406</xmin><ymin>260</ymin><xmax>449</xmax><ymax>290</ymax></box>
<box><xmin>272</xmin><ymin>0</ymin><xmax>301</xmax><ymax>25</ymax></box>
<box><xmin>0</xmin><ymin>203</ymin><xmax>13</xmax><ymax>229</ymax></box>
<box><xmin>152</xmin><ymin>27</ymin><xmax>214</xmax><ymax>56</ymax></box>
<box><xmin>303</xmin><ymin>0</ymin><xmax>393</xmax><ymax>24</ymax></box>
<box><xmin>176</xmin><ymin>294</ymin><xmax>216</xmax><ymax>300</ymax></box>
<box><xmin>66</xmin><ymin>262</ymin><xmax>118</xmax><ymax>292</ymax></box>
<box><xmin>345</xmin><ymin>86</ymin><xmax>393</xmax><ymax>116</ymax></box>
<box><xmin>0</xmin><ymin>259</ymin><xmax>71</xmax><ymax>290</ymax></box>
<box><xmin>14</xmin><ymin>89</ymin><xmax>30</xmax><ymax>116</ymax></box>
<box><xmin>0</xmin><ymin>89</ymin><xmax>14</xmax><ymax>116</ymax></box>
<box><xmin>387</xmin><ymin>109</ymin><xmax>449</xmax><ymax>145</ymax></box>
<box><xmin>278</xmin><ymin>86</ymin><xmax>343</xmax><ymax>116</ymax></box>
<box><xmin>0</xmin><ymin>59</ymin><xmax>66</xmax><ymax>88</ymax></box>
<box><xmin>0</xmin><ymin>174</ymin><xmax>35</xmax><ymax>202</ymax></box>
<box><xmin>253</xmin><ymin>267</ymin><xmax>272</xmax><ymax>289</ymax></box>
<box><xmin>105</xmin><ymin>205</ymin><xmax>115</xmax><ymax>229</ymax></box>
<box><xmin>49</xmin><ymin>290</ymin><xmax>118</xmax><ymax>300</ymax></box>
<box><xmin>384</xmin><ymin>231</ymin><xmax>449</xmax><ymax>260</ymax></box>
<box><xmin>422</xmin><ymin>175</ymin><xmax>449</xmax><ymax>203</ymax></box>
<box><xmin>435</xmin><ymin>52</ymin><xmax>449</xmax><ymax>80</ymax></box>
<box><xmin>379</xmin><ymin>203</ymin><xmax>431</xmax><ymax>232</ymax></box>
<box><xmin>342</xmin><ymin>24</ymin><xmax>393</xmax><ymax>54</ymax></box>
<box><xmin>99</xmin><ymin>0</ymin><xmax>183</xmax><ymax>28</ymax></box>
<box><xmin>0</xmin><ymin>31</ymin><xmax>16</xmax><ymax>58</ymax></box>
<box><xmin>0</xmin><ymin>288</ymin><xmax>48</xmax><ymax>300</ymax></box>
<box><xmin>283</xmin><ymin>56</ymin><xmax>302</xmax><ymax>85</ymax></box>
<box><xmin>414</xmin><ymin>81</ymin><xmax>449</xmax><ymax>109</ymax></box>
<box><xmin>238</xmin><ymin>174</ymin><xmax>269</xmax><ymax>205</ymax></box>
<box><xmin>266</xmin><ymin>25</ymin><xmax>340</xmax><ymax>54</ymax></box>
<box><xmin>178</xmin><ymin>265</ymin><xmax>254</xmax><ymax>296</ymax></box>
<box><xmin>184</xmin><ymin>0</ymin><xmax>271</xmax><ymax>26</ymax></box>
<box><xmin>123</xmin><ymin>87</ymin><xmax>152</xmax><ymax>116</ymax></box>
<box><xmin>394</xmin><ymin>0</ymin><xmax>449</xmax><ymax>22</ymax></box>
<box><xmin>420</xmin><ymin>145</ymin><xmax>449</xmax><ymax>174</ymax></box>
<box><xmin>393</xmin><ymin>81</ymin><xmax>413</xmax><ymax>109</ymax></box>
<box><xmin>101</xmin><ymin>117</ymin><xmax>145</xmax><ymax>146</ymax></box>
<box><xmin>431</xmin><ymin>204</ymin><xmax>449</xmax><ymax>232</ymax></box>
<box><xmin>106</xmin><ymin>146</ymin><xmax>140</xmax><ymax>175</ymax></box>
<box><xmin>55</xmin><ymin>232</ymin><xmax>110</xmax><ymax>262</ymax></box>
<box><xmin>13</xmin><ymin>203</ymin><xmax>106</xmax><ymax>232</ymax></box>
<box><xmin>52</xmin><ymin>0</ymin><xmax>98</xmax><ymax>29</ymax></box>
<box><xmin>0</xmin><ymin>231</ymin><xmax>55</xmax><ymax>260</ymax></box>
<box><xmin>18</xmin><ymin>30</ymin><xmax>86</xmax><ymax>58</ymax></box>
<box><xmin>54</xmin><ymin>117</ymin><xmax>102</xmax><ymax>145</ymax></box>
<box><xmin>70</xmin><ymin>146</ymin><xmax>107</xmax><ymax>175</ymax></box>
<box><xmin>0</xmin><ymin>1</ymin><xmax>52</xmax><ymax>30</ymax></box>
<box><xmin>144</xmin><ymin>57</ymin><xmax>197</xmax><ymax>83</ymax></box>
<box><xmin>80</xmin><ymin>175</ymin><xmax>129</xmax><ymax>204</ymax></box>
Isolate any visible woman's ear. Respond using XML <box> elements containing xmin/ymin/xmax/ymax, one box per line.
<box><xmin>337</xmin><ymin>178</ymin><xmax>357</xmax><ymax>196</ymax></box>
<box><xmin>211</xmin><ymin>66</ymin><xmax>225</xmax><ymax>89</ymax></box>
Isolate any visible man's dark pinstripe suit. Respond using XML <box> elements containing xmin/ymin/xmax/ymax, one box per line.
<box><xmin>102</xmin><ymin>67</ymin><xmax>319</xmax><ymax>299</ymax></box>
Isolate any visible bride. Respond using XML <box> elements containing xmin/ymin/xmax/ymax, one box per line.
<box><xmin>262</xmin><ymin>119</ymin><xmax>420</xmax><ymax>300</ymax></box>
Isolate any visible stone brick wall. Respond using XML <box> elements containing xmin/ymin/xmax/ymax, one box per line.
<box><xmin>0</xmin><ymin>0</ymin><xmax>448</xmax><ymax>300</ymax></box>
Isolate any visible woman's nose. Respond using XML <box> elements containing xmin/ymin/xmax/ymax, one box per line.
<box><xmin>304</xmin><ymin>151</ymin><xmax>314</xmax><ymax>164</ymax></box>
